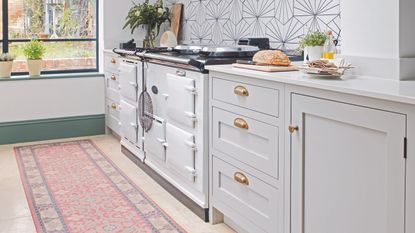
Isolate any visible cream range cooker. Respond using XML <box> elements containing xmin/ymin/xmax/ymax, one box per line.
<box><xmin>113</xmin><ymin>45</ymin><xmax>259</xmax><ymax>221</ymax></box>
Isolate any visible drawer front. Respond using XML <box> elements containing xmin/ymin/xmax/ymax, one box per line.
<box><xmin>212</xmin><ymin>157</ymin><xmax>282</xmax><ymax>233</ymax></box>
<box><xmin>106</xmin><ymin>99</ymin><xmax>120</xmax><ymax>120</ymax></box>
<box><xmin>212</xmin><ymin>107</ymin><xmax>280</xmax><ymax>178</ymax></box>
<box><xmin>212</xmin><ymin>77</ymin><xmax>279</xmax><ymax>117</ymax></box>
<box><xmin>107</xmin><ymin>114</ymin><xmax>121</xmax><ymax>135</ymax></box>
<box><xmin>106</xmin><ymin>87</ymin><xmax>120</xmax><ymax>103</ymax></box>
<box><xmin>104</xmin><ymin>54</ymin><xmax>119</xmax><ymax>73</ymax></box>
<box><xmin>105</xmin><ymin>72</ymin><xmax>120</xmax><ymax>102</ymax></box>
<box><xmin>106</xmin><ymin>72</ymin><xmax>120</xmax><ymax>90</ymax></box>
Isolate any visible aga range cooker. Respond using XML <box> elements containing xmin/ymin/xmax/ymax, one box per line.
<box><xmin>113</xmin><ymin>45</ymin><xmax>259</xmax><ymax>221</ymax></box>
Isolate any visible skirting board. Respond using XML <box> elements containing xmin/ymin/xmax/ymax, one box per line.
<box><xmin>121</xmin><ymin>146</ymin><xmax>210</xmax><ymax>222</ymax></box>
<box><xmin>0</xmin><ymin>114</ymin><xmax>105</xmax><ymax>145</ymax></box>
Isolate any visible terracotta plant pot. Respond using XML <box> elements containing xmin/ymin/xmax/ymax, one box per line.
<box><xmin>38</xmin><ymin>33</ymin><xmax>49</xmax><ymax>39</ymax></box>
<box><xmin>27</xmin><ymin>59</ymin><xmax>42</xmax><ymax>77</ymax></box>
<box><xmin>0</xmin><ymin>61</ymin><xmax>13</xmax><ymax>78</ymax></box>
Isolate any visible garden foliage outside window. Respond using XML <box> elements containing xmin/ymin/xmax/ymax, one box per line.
<box><xmin>2</xmin><ymin>0</ymin><xmax>98</xmax><ymax>73</ymax></box>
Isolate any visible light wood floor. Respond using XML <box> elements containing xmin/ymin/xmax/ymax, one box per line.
<box><xmin>0</xmin><ymin>134</ymin><xmax>235</xmax><ymax>233</ymax></box>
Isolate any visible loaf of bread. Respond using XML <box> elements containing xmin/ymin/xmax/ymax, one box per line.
<box><xmin>253</xmin><ymin>50</ymin><xmax>291</xmax><ymax>66</ymax></box>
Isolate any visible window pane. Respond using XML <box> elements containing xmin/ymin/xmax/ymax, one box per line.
<box><xmin>8</xmin><ymin>0</ymin><xmax>96</xmax><ymax>39</ymax></box>
<box><xmin>10</xmin><ymin>41</ymin><xmax>96</xmax><ymax>72</ymax></box>
<box><xmin>0</xmin><ymin>0</ymin><xmax>2</xmax><ymax>40</ymax></box>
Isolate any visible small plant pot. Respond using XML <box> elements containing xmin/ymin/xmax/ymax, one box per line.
<box><xmin>27</xmin><ymin>59</ymin><xmax>42</xmax><ymax>77</ymax></box>
<box><xmin>0</xmin><ymin>61</ymin><xmax>13</xmax><ymax>78</ymax></box>
<box><xmin>38</xmin><ymin>33</ymin><xmax>49</xmax><ymax>39</ymax></box>
<box><xmin>304</xmin><ymin>46</ymin><xmax>323</xmax><ymax>62</ymax></box>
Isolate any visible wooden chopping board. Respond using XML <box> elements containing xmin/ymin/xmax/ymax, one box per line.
<box><xmin>170</xmin><ymin>4</ymin><xmax>183</xmax><ymax>38</ymax></box>
<box><xmin>232</xmin><ymin>63</ymin><xmax>298</xmax><ymax>72</ymax></box>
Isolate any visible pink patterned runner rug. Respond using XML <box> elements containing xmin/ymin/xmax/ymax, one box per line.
<box><xmin>15</xmin><ymin>140</ymin><xmax>187</xmax><ymax>233</ymax></box>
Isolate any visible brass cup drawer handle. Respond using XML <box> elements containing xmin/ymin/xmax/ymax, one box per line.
<box><xmin>234</xmin><ymin>85</ymin><xmax>249</xmax><ymax>96</ymax></box>
<box><xmin>110</xmin><ymin>58</ymin><xmax>116</xmax><ymax>64</ymax></box>
<box><xmin>234</xmin><ymin>118</ymin><xmax>249</xmax><ymax>129</ymax></box>
<box><xmin>288</xmin><ymin>125</ymin><xmax>299</xmax><ymax>134</ymax></box>
<box><xmin>234</xmin><ymin>172</ymin><xmax>249</xmax><ymax>186</ymax></box>
<box><xmin>110</xmin><ymin>75</ymin><xmax>116</xmax><ymax>80</ymax></box>
<box><xmin>111</xmin><ymin>103</ymin><xmax>117</xmax><ymax>109</ymax></box>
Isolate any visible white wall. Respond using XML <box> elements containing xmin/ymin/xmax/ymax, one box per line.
<box><xmin>102</xmin><ymin>0</ymin><xmax>146</xmax><ymax>49</ymax></box>
<box><xmin>340</xmin><ymin>0</ymin><xmax>415</xmax><ymax>80</ymax></box>
<box><xmin>341</xmin><ymin>0</ymin><xmax>399</xmax><ymax>59</ymax></box>
<box><xmin>0</xmin><ymin>76</ymin><xmax>105</xmax><ymax>122</ymax></box>
<box><xmin>400</xmin><ymin>0</ymin><xmax>415</xmax><ymax>58</ymax></box>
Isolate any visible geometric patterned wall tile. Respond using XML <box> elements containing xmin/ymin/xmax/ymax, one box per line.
<box><xmin>168</xmin><ymin>0</ymin><xmax>341</xmax><ymax>48</ymax></box>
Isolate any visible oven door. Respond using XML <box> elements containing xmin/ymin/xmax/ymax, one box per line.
<box><xmin>166</xmin><ymin>73</ymin><xmax>196</xmax><ymax>128</ymax></box>
<box><xmin>165</xmin><ymin>123</ymin><xmax>196</xmax><ymax>182</ymax></box>
<box><xmin>119</xmin><ymin>62</ymin><xmax>138</xmax><ymax>102</ymax></box>
<box><xmin>120</xmin><ymin>100</ymin><xmax>140</xmax><ymax>144</ymax></box>
<box><xmin>144</xmin><ymin>116</ymin><xmax>166</xmax><ymax>162</ymax></box>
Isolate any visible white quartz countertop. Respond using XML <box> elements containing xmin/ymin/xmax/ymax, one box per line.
<box><xmin>206</xmin><ymin>65</ymin><xmax>415</xmax><ymax>106</ymax></box>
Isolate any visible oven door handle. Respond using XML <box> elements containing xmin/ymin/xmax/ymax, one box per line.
<box><xmin>186</xmin><ymin>86</ymin><xmax>197</xmax><ymax>95</ymax></box>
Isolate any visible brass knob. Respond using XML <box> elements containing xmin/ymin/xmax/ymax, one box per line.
<box><xmin>234</xmin><ymin>118</ymin><xmax>249</xmax><ymax>129</ymax></box>
<box><xmin>234</xmin><ymin>85</ymin><xmax>249</xmax><ymax>97</ymax></box>
<box><xmin>111</xmin><ymin>103</ymin><xmax>117</xmax><ymax>109</ymax></box>
<box><xmin>110</xmin><ymin>75</ymin><xmax>116</xmax><ymax>80</ymax></box>
<box><xmin>288</xmin><ymin>125</ymin><xmax>299</xmax><ymax>134</ymax></box>
<box><xmin>234</xmin><ymin>172</ymin><xmax>249</xmax><ymax>186</ymax></box>
<box><xmin>110</xmin><ymin>58</ymin><xmax>116</xmax><ymax>64</ymax></box>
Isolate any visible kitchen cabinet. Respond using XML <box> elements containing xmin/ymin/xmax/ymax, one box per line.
<box><xmin>207</xmin><ymin>66</ymin><xmax>414</xmax><ymax>233</ymax></box>
<box><xmin>104</xmin><ymin>51</ymin><xmax>121</xmax><ymax>136</ymax></box>
<box><xmin>209</xmin><ymin>74</ymin><xmax>284</xmax><ymax>233</ymax></box>
<box><xmin>290</xmin><ymin>94</ymin><xmax>406</xmax><ymax>233</ymax></box>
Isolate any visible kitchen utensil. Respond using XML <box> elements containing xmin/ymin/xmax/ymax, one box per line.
<box><xmin>170</xmin><ymin>4</ymin><xmax>183</xmax><ymax>38</ymax></box>
<box><xmin>138</xmin><ymin>90</ymin><xmax>153</xmax><ymax>132</ymax></box>
<box><xmin>160</xmin><ymin>31</ymin><xmax>178</xmax><ymax>47</ymax></box>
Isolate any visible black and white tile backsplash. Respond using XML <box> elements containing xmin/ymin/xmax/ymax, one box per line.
<box><xmin>166</xmin><ymin>0</ymin><xmax>341</xmax><ymax>49</ymax></box>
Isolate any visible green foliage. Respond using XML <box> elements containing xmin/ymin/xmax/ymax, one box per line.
<box><xmin>299</xmin><ymin>31</ymin><xmax>327</xmax><ymax>49</ymax></box>
<box><xmin>58</xmin><ymin>6</ymin><xmax>78</xmax><ymax>37</ymax></box>
<box><xmin>23</xmin><ymin>40</ymin><xmax>46</xmax><ymax>60</ymax></box>
<box><xmin>0</xmin><ymin>53</ymin><xmax>16</xmax><ymax>62</ymax></box>
<box><xmin>123</xmin><ymin>0</ymin><xmax>171</xmax><ymax>36</ymax></box>
<box><xmin>25</xmin><ymin>0</ymin><xmax>45</xmax><ymax>35</ymax></box>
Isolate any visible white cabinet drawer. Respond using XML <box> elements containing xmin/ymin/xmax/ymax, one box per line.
<box><xmin>106</xmin><ymin>99</ymin><xmax>120</xmax><ymax>120</ymax></box>
<box><xmin>104</xmin><ymin>54</ymin><xmax>119</xmax><ymax>73</ymax></box>
<box><xmin>105</xmin><ymin>72</ymin><xmax>120</xmax><ymax>90</ymax></box>
<box><xmin>212</xmin><ymin>77</ymin><xmax>279</xmax><ymax>117</ymax></box>
<box><xmin>212</xmin><ymin>157</ymin><xmax>282</xmax><ymax>233</ymax></box>
<box><xmin>107</xmin><ymin>114</ymin><xmax>121</xmax><ymax>135</ymax></box>
<box><xmin>212</xmin><ymin>107</ymin><xmax>280</xmax><ymax>178</ymax></box>
<box><xmin>105</xmin><ymin>72</ymin><xmax>120</xmax><ymax>102</ymax></box>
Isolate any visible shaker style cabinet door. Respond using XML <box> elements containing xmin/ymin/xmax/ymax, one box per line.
<box><xmin>119</xmin><ymin>62</ymin><xmax>138</xmax><ymax>102</ymax></box>
<box><xmin>166</xmin><ymin>74</ymin><xmax>196</xmax><ymax>128</ymax></box>
<box><xmin>165</xmin><ymin>123</ymin><xmax>196</xmax><ymax>182</ymax></box>
<box><xmin>290</xmin><ymin>94</ymin><xmax>406</xmax><ymax>233</ymax></box>
<box><xmin>120</xmin><ymin>100</ymin><xmax>139</xmax><ymax>144</ymax></box>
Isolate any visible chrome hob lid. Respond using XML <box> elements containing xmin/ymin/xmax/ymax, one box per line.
<box><xmin>200</xmin><ymin>45</ymin><xmax>259</xmax><ymax>53</ymax></box>
<box><xmin>173</xmin><ymin>44</ymin><xmax>259</xmax><ymax>57</ymax></box>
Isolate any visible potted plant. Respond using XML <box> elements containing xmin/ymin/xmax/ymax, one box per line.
<box><xmin>23</xmin><ymin>40</ymin><xmax>46</xmax><ymax>77</ymax></box>
<box><xmin>123</xmin><ymin>0</ymin><xmax>171</xmax><ymax>48</ymax></box>
<box><xmin>299</xmin><ymin>31</ymin><xmax>327</xmax><ymax>62</ymax></box>
<box><xmin>0</xmin><ymin>53</ymin><xmax>16</xmax><ymax>78</ymax></box>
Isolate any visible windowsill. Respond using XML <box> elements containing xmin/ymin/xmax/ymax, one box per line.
<box><xmin>0</xmin><ymin>72</ymin><xmax>104</xmax><ymax>82</ymax></box>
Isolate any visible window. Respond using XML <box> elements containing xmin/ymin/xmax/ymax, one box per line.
<box><xmin>2</xmin><ymin>0</ymin><xmax>98</xmax><ymax>74</ymax></box>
